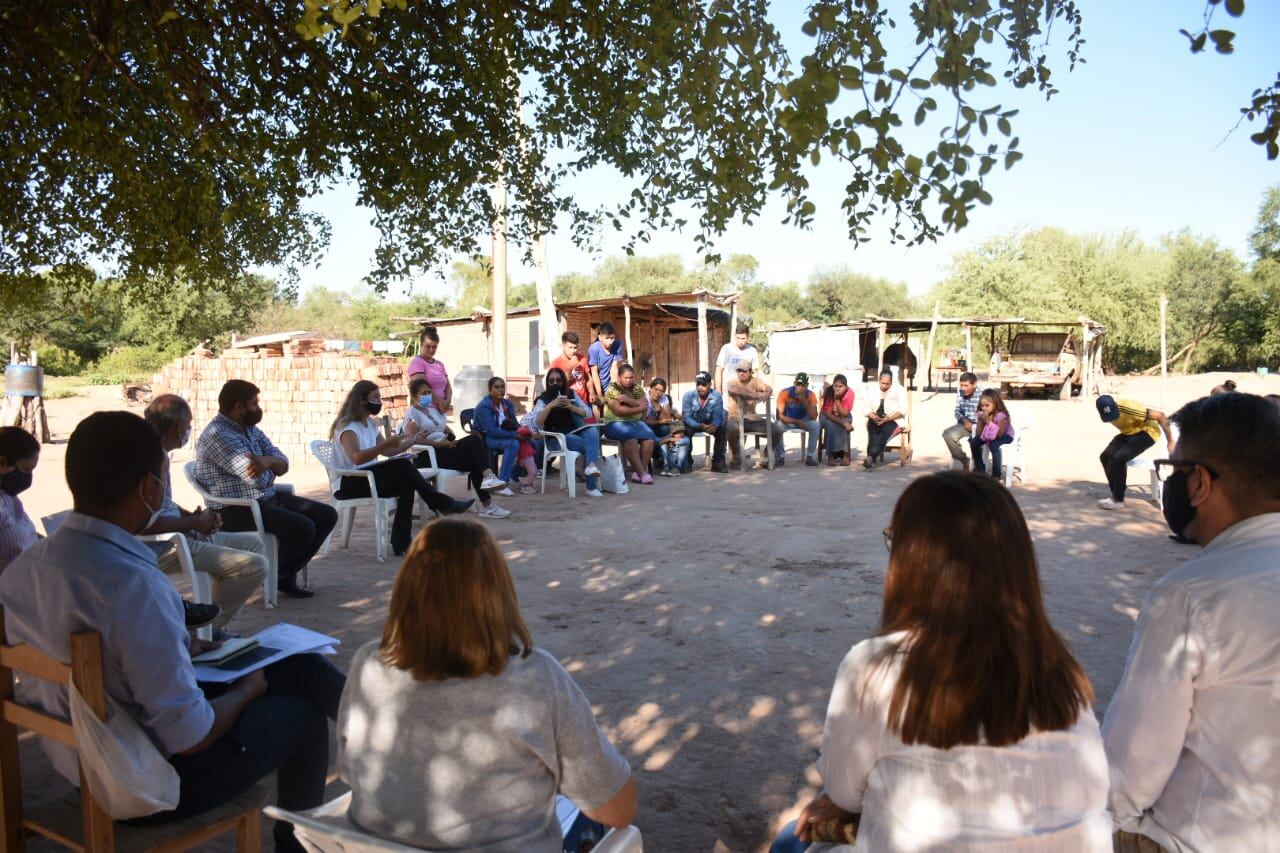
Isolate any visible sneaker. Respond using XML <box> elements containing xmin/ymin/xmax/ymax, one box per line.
<box><xmin>184</xmin><ymin>601</ymin><xmax>221</xmax><ymax>629</ymax></box>
<box><xmin>669</xmin><ymin>468</ymin><xmax>682</xmax><ymax>476</ymax></box>
<box><xmin>1097</xmin><ymin>497</ymin><xmax>1124</xmax><ymax>510</ymax></box>
<box><xmin>585</xmin><ymin>487</ymin><xmax>605</xmax><ymax>498</ymax></box>
<box><xmin>583</xmin><ymin>462</ymin><xmax>600</xmax><ymax>477</ymax></box>
<box><xmin>477</xmin><ymin>502</ymin><xmax>511</xmax><ymax>518</ymax></box>
<box><xmin>805</xmin><ymin>457</ymin><xmax>820</xmax><ymax>467</ymax></box>
<box><xmin>659</xmin><ymin>469</ymin><xmax>676</xmax><ymax>477</ymax></box>
<box><xmin>480</xmin><ymin>475</ymin><xmax>506</xmax><ymax>490</ymax></box>
<box><xmin>494</xmin><ymin>486</ymin><xmax>515</xmax><ymax>497</ymax></box>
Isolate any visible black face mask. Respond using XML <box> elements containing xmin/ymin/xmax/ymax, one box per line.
<box><xmin>243</xmin><ymin>408</ymin><xmax>264</xmax><ymax>427</ymax></box>
<box><xmin>0</xmin><ymin>469</ymin><xmax>33</xmax><ymax>496</ymax></box>
<box><xmin>1162</xmin><ymin>470</ymin><xmax>1197</xmax><ymax>540</ymax></box>
<box><xmin>365</xmin><ymin>401</ymin><xmax>383</xmax><ymax>415</ymax></box>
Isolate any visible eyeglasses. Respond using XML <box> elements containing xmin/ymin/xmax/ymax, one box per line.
<box><xmin>1153</xmin><ymin>459</ymin><xmax>1219</xmax><ymax>483</ymax></box>
<box><xmin>882</xmin><ymin>526</ymin><xmax>893</xmax><ymax>552</ymax></box>
<box><xmin>736</xmin><ymin>368</ymin><xmax>751</xmax><ymax>373</ymax></box>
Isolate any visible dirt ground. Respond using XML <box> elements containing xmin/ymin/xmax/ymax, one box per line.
<box><xmin>12</xmin><ymin>370</ymin><xmax>1278</xmax><ymax>851</ymax></box>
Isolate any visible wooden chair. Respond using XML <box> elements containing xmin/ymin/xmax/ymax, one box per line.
<box><xmin>0</xmin><ymin>607</ymin><xmax>267</xmax><ymax>852</ymax></box>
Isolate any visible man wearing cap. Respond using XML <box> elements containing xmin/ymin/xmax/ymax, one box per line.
<box><xmin>682</xmin><ymin>371</ymin><xmax>729</xmax><ymax>473</ymax></box>
<box><xmin>776</xmin><ymin>373</ymin><xmax>821</xmax><ymax>467</ymax></box>
<box><xmin>726</xmin><ymin>362</ymin><xmax>787</xmax><ymax>469</ymax></box>
<box><xmin>1096</xmin><ymin>394</ymin><xmax>1175</xmax><ymax>510</ymax></box>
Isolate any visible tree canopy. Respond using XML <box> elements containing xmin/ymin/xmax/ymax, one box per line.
<box><xmin>5</xmin><ymin>1</ymin><xmax>1270</xmax><ymax>303</ymax></box>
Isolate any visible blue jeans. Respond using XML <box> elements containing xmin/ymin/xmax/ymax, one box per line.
<box><xmin>129</xmin><ymin>654</ymin><xmax>346</xmax><ymax>852</ymax></box>
<box><xmin>603</xmin><ymin>420</ymin><xmax>657</xmax><ymax>443</ymax></box>
<box><xmin>658</xmin><ymin>435</ymin><xmax>692</xmax><ymax>471</ymax></box>
<box><xmin>970</xmin><ymin>433</ymin><xmax>1014</xmax><ymax>474</ymax></box>
<box><xmin>485</xmin><ymin>436</ymin><xmax>521</xmax><ymax>482</ymax></box>
<box><xmin>770</xmin><ymin>820</ymin><xmax>807</xmax><ymax>853</ymax></box>
<box><xmin>783</xmin><ymin>417</ymin><xmax>821</xmax><ymax>460</ymax></box>
<box><xmin>548</xmin><ymin>429</ymin><xmax>601</xmax><ymax>491</ymax></box>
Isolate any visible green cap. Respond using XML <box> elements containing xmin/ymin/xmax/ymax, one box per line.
<box><xmin>794</xmin><ymin>372</ymin><xmax>809</xmax><ymax>385</ymax></box>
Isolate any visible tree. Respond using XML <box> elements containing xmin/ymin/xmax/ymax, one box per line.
<box><xmin>804</xmin><ymin>267</ymin><xmax>916</xmax><ymax>323</ymax></box>
<box><xmin>1250</xmin><ymin>185</ymin><xmax>1280</xmax><ymax>262</ymax></box>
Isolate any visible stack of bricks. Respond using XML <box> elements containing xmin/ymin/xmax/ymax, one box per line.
<box><xmin>151</xmin><ymin>353</ymin><xmax>409</xmax><ymax>463</ymax></box>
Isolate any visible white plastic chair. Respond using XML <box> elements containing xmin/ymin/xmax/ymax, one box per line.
<box><xmin>140</xmin><ymin>531</ymin><xmax>214</xmax><ymax>640</ymax></box>
<box><xmin>407</xmin><ymin>443</ymin><xmax>467</xmax><ymax>520</ymax></box>
<box><xmin>1127</xmin><ymin>424</ymin><xmax>1178</xmax><ymax>507</ymax></box>
<box><xmin>539</xmin><ymin>431</ymin><xmax>581</xmax><ymax>498</ymax></box>
<box><xmin>265</xmin><ymin>793</ymin><xmax>643</xmax><ymax>853</ymax></box>
<box><xmin>309</xmin><ymin>440</ymin><xmax>397</xmax><ymax>563</ymax></box>
<box><xmin>990</xmin><ymin>407</ymin><xmax>1032</xmax><ymax>487</ymax></box>
<box><xmin>183</xmin><ymin>460</ymin><xmax>288</xmax><ymax>608</ymax></box>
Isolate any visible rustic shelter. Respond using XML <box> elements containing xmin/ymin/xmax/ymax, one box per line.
<box><xmin>395</xmin><ymin>290</ymin><xmax>738</xmax><ymax>406</ymax></box>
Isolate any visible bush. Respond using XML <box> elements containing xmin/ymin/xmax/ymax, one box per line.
<box><xmin>29</xmin><ymin>342</ymin><xmax>86</xmax><ymax>376</ymax></box>
<box><xmin>86</xmin><ymin>344</ymin><xmax>184</xmax><ymax>385</ymax></box>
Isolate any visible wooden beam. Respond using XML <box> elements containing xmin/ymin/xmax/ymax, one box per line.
<box><xmin>623</xmin><ymin>297</ymin><xmax>634</xmax><ymax>366</ymax></box>
<box><xmin>696</xmin><ymin>293</ymin><xmax>709</xmax><ymax>373</ymax></box>
<box><xmin>922</xmin><ymin>300</ymin><xmax>940</xmax><ymax>391</ymax></box>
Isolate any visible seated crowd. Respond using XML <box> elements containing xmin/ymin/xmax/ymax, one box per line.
<box><xmin>0</xmin><ymin>321</ymin><xmax>1276</xmax><ymax>853</ymax></box>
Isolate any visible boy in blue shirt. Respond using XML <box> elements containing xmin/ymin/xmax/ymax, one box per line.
<box><xmin>588</xmin><ymin>322</ymin><xmax>623</xmax><ymax>414</ymax></box>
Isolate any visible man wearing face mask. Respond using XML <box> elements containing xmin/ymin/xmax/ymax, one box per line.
<box><xmin>1102</xmin><ymin>392</ymin><xmax>1280</xmax><ymax>853</ymax></box>
<box><xmin>194</xmin><ymin>380</ymin><xmax>337</xmax><ymax>599</ymax></box>
<box><xmin>0</xmin><ymin>426</ymin><xmax>41</xmax><ymax>571</ymax></box>
<box><xmin>143</xmin><ymin>395</ymin><xmax>267</xmax><ymax>634</ymax></box>
<box><xmin>0</xmin><ymin>411</ymin><xmax>346</xmax><ymax>852</ymax></box>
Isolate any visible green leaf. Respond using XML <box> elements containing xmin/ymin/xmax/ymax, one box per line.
<box><xmin>1224</xmin><ymin>0</ymin><xmax>1244</xmax><ymax>17</ymax></box>
<box><xmin>157</xmin><ymin>10</ymin><xmax>179</xmax><ymax>25</ymax></box>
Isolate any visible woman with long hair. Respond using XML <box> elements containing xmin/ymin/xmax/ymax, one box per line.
<box><xmin>523</xmin><ymin>366</ymin><xmax>605</xmax><ymax>496</ymax></box>
<box><xmin>775</xmin><ymin>473</ymin><xmax>1109</xmax><ymax>851</ymax></box>
<box><xmin>403</xmin><ymin>377</ymin><xmax>510</xmax><ymax>518</ymax></box>
<box><xmin>820</xmin><ymin>373</ymin><xmax>855</xmax><ymax>466</ymax></box>
<box><xmin>338</xmin><ymin>518</ymin><xmax>638</xmax><ymax>850</ymax></box>
<box><xmin>329</xmin><ymin>380</ymin><xmax>473</xmax><ymax>556</ymax></box>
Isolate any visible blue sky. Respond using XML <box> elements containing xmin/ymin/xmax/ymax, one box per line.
<box><xmin>280</xmin><ymin>1</ymin><xmax>1280</xmax><ymax>300</ymax></box>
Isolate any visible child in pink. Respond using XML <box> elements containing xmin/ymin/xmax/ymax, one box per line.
<box><xmin>514</xmin><ymin>426</ymin><xmax>539</xmax><ymax>494</ymax></box>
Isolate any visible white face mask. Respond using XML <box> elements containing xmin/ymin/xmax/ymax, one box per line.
<box><xmin>140</xmin><ymin>474</ymin><xmax>165</xmax><ymax>532</ymax></box>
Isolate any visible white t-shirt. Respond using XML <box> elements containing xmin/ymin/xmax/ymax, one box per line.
<box><xmin>400</xmin><ymin>405</ymin><xmax>449</xmax><ymax>442</ymax></box>
<box><xmin>715</xmin><ymin>343</ymin><xmax>759</xmax><ymax>386</ymax></box>
<box><xmin>817</xmin><ymin>631</ymin><xmax>1111</xmax><ymax>852</ymax></box>
<box><xmin>331</xmin><ymin>419</ymin><xmax>384</xmax><ymax>488</ymax></box>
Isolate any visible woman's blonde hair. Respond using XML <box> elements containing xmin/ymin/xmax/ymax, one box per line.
<box><xmin>380</xmin><ymin>517</ymin><xmax>532</xmax><ymax>680</ymax></box>
<box><xmin>330</xmin><ymin>379</ymin><xmax>379</xmax><ymax>440</ymax></box>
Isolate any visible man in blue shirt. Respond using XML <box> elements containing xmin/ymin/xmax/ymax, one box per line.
<box><xmin>943</xmin><ymin>372</ymin><xmax>982</xmax><ymax>471</ymax></box>
<box><xmin>587</xmin><ymin>322</ymin><xmax>623</xmax><ymax>412</ymax></box>
<box><xmin>681</xmin><ymin>371</ymin><xmax>730</xmax><ymax>473</ymax></box>
<box><xmin>194</xmin><ymin>380</ymin><xmax>337</xmax><ymax>598</ymax></box>
<box><xmin>0</xmin><ymin>411</ymin><xmax>345</xmax><ymax>852</ymax></box>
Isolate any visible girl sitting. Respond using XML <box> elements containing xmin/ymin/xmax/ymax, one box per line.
<box><xmin>969</xmin><ymin>388</ymin><xmax>1015</xmax><ymax>480</ymax></box>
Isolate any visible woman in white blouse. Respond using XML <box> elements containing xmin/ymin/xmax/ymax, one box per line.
<box><xmin>774</xmin><ymin>472</ymin><xmax>1110</xmax><ymax>852</ymax></box>
<box><xmin>330</xmin><ymin>380</ymin><xmax>473</xmax><ymax>556</ymax></box>
<box><xmin>863</xmin><ymin>369</ymin><xmax>910</xmax><ymax>468</ymax></box>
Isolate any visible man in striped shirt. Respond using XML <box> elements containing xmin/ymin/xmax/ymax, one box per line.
<box><xmin>1095</xmin><ymin>395</ymin><xmax>1176</xmax><ymax>510</ymax></box>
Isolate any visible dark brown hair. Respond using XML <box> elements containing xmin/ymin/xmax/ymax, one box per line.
<box><xmin>877</xmin><ymin>472</ymin><xmax>1092</xmax><ymax>748</ymax></box>
<box><xmin>381</xmin><ymin>517</ymin><xmax>532</xmax><ymax>681</ymax></box>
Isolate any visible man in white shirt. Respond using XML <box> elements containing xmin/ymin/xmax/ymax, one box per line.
<box><xmin>1103</xmin><ymin>392</ymin><xmax>1280</xmax><ymax>852</ymax></box>
<box><xmin>714</xmin><ymin>323</ymin><xmax>759</xmax><ymax>393</ymax></box>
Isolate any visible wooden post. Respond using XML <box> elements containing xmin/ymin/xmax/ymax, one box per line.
<box><xmin>736</xmin><ymin>397</ymin><xmax>748</xmax><ymax>472</ymax></box>
<box><xmin>729</xmin><ymin>298</ymin><xmax>739</xmax><ymax>341</ymax></box>
<box><xmin>765</xmin><ymin>394</ymin><xmax>775</xmax><ymax>470</ymax></box>
<box><xmin>876</xmin><ymin>322</ymin><xmax>887</xmax><ymax>377</ymax></box>
<box><xmin>623</xmin><ymin>297</ymin><xmax>634</xmax><ymax>366</ymax></box>
<box><xmin>1159</xmin><ymin>294</ymin><xmax>1168</xmax><ymax>410</ymax></box>
<box><xmin>533</xmin><ymin>233</ymin><xmax>557</xmax><ymax>371</ymax></box>
<box><xmin>963</xmin><ymin>324</ymin><xmax>974</xmax><ymax>375</ymax></box>
<box><xmin>491</xmin><ymin>178</ymin><xmax>509</xmax><ymax>377</ymax></box>
<box><xmin>649</xmin><ymin>310</ymin><xmax>658</xmax><ymax>381</ymax></box>
<box><xmin>696</xmin><ymin>292</ymin><xmax>709</xmax><ymax>373</ymax></box>
<box><xmin>922</xmin><ymin>301</ymin><xmax>941</xmax><ymax>391</ymax></box>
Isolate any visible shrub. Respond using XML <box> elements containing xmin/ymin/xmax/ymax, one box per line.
<box><xmin>86</xmin><ymin>344</ymin><xmax>185</xmax><ymax>385</ymax></box>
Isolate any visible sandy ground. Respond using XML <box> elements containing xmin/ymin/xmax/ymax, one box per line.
<box><xmin>12</xmin><ymin>370</ymin><xmax>1279</xmax><ymax>851</ymax></box>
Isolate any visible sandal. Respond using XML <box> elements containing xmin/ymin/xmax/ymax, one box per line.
<box><xmin>640</xmin><ymin>473</ymin><xmax>654</xmax><ymax>485</ymax></box>
<box><xmin>631</xmin><ymin>473</ymin><xmax>643</xmax><ymax>483</ymax></box>
<box><xmin>519</xmin><ymin>483</ymin><xmax>537</xmax><ymax>494</ymax></box>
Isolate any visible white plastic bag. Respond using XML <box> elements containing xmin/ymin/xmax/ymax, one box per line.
<box><xmin>599</xmin><ymin>455</ymin><xmax>630</xmax><ymax>494</ymax></box>
<box><xmin>68</xmin><ymin>678</ymin><xmax>181</xmax><ymax>819</ymax></box>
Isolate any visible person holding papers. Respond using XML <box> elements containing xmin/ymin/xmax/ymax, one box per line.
<box><xmin>0</xmin><ymin>411</ymin><xmax>346</xmax><ymax>853</ymax></box>
<box><xmin>338</xmin><ymin>517</ymin><xmax>637</xmax><ymax>851</ymax></box>
<box><xmin>330</xmin><ymin>380</ymin><xmax>474</xmax><ymax>557</ymax></box>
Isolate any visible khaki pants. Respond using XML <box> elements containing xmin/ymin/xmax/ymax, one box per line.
<box><xmin>942</xmin><ymin>422</ymin><xmax>972</xmax><ymax>462</ymax></box>
<box><xmin>157</xmin><ymin>532</ymin><xmax>268</xmax><ymax>628</ymax></box>
<box><xmin>1113</xmin><ymin>831</ymin><xmax>1167</xmax><ymax>853</ymax></box>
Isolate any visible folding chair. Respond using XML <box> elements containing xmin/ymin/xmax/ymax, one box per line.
<box><xmin>308</xmin><ymin>441</ymin><xmax>397</xmax><ymax>563</ymax></box>
<box><xmin>0</xmin><ymin>607</ymin><xmax>268</xmax><ymax>852</ymax></box>
<box><xmin>183</xmin><ymin>462</ymin><xmax>291</xmax><ymax>608</ymax></box>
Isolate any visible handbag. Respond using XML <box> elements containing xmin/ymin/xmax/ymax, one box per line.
<box><xmin>599</xmin><ymin>455</ymin><xmax>630</xmax><ymax>494</ymax></box>
<box><xmin>68</xmin><ymin>676</ymin><xmax>181</xmax><ymax>819</ymax></box>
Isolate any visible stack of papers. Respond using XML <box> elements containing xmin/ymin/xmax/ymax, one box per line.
<box><xmin>194</xmin><ymin>623</ymin><xmax>339</xmax><ymax>684</ymax></box>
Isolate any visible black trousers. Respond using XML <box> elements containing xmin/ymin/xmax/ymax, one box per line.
<box><xmin>866</xmin><ymin>419</ymin><xmax>899</xmax><ymax>459</ymax></box>
<box><xmin>129</xmin><ymin>654</ymin><xmax>346</xmax><ymax>852</ymax></box>
<box><xmin>412</xmin><ymin>434</ymin><xmax>492</xmax><ymax>501</ymax></box>
<box><xmin>220</xmin><ymin>492</ymin><xmax>337</xmax><ymax>586</ymax></box>
<box><xmin>1100</xmin><ymin>431</ymin><xmax>1155</xmax><ymax>501</ymax></box>
<box><xmin>336</xmin><ymin>458</ymin><xmax>453</xmax><ymax>552</ymax></box>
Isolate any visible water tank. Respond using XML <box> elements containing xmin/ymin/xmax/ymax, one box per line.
<box><xmin>4</xmin><ymin>364</ymin><xmax>44</xmax><ymax>397</ymax></box>
<box><xmin>453</xmin><ymin>364</ymin><xmax>495</xmax><ymax>415</ymax></box>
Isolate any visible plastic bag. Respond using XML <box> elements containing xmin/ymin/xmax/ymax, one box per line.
<box><xmin>599</xmin><ymin>455</ymin><xmax>630</xmax><ymax>494</ymax></box>
<box><xmin>68</xmin><ymin>677</ymin><xmax>181</xmax><ymax>819</ymax></box>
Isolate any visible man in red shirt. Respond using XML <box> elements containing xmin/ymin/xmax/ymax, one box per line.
<box><xmin>549</xmin><ymin>331</ymin><xmax>593</xmax><ymax>407</ymax></box>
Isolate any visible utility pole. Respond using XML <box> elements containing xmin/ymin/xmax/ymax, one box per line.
<box><xmin>491</xmin><ymin>177</ymin><xmax>508</xmax><ymax>377</ymax></box>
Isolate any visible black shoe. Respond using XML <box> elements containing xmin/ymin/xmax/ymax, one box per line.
<box><xmin>277</xmin><ymin>578</ymin><xmax>315</xmax><ymax>599</ymax></box>
<box><xmin>445</xmin><ymin>498</ymin><xmax>476</xmax><ymax>515</ymax></box>
<box><xmin>183</xmin><ymin>600</ymin><xmax>221</xmax><ymax>629</ymax></box>
<box><xmin>1169</xmin><ymin>533</ymin><xmax>1196</xmax><ymax>545</ymax></box>
<box><xmin>711</xmin><ymin>462</ymin><xmax>730</xmax><ymax>473</ymax></box>
<box><xmin>805</xmin><ymin>457</ymin><xmax>820</xmax><ymax>467</ymax></box>
<box><xmin>775</xmin><ymin>457</ymin><xmax>786</xmax><ymax>467</ymax></box>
